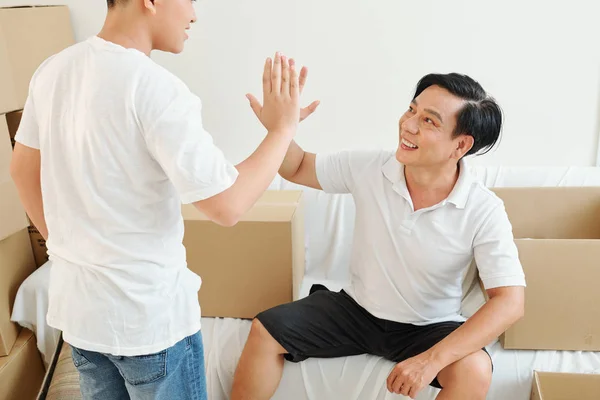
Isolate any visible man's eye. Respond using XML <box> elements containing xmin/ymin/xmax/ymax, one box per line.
<box><xmin>424</xmin><ymin>117</ymin><xmax>434</xmax><ymax>124</ymax></box>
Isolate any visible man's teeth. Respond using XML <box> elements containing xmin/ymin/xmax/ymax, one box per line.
<box><xmin>402</xmin><ymin>138</ymin><xmax>418</xmax><ymax>149</ymax></box>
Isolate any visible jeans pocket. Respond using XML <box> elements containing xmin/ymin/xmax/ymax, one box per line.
<box><xmin>114</xmin><ymin>350</ymin><xmax>167</xmax><ymax>386</ymax></box>
<box><xmin>71</xmin><ymin>346</ymin><xmax>91</xmax><ymax>368</ymax></box>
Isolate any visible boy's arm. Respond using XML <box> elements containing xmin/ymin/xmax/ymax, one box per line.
<box><xmin>10</xmin><ymin>144</ymin><xmax>48</xmax><ymax>239</ymax></box>
<box><xmin>193</xmin><ymin>53</ymin><xmax>305</xmax><ymax>225</ymax></box>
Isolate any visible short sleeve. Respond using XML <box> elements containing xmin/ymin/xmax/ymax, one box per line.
<box><xmin>315</xmin><ymin>150</ymin><xmax>382</xmax><ymax>194</ymax></box>
<box><xmin>474</xmin><ymin>203</ymin><xmax>527</xmax><ymax>289</ymax></box>
<box><xmin>14</xmin><ymin>92</ymin><xmax>40</xmax><ymax>150</ymax></box>
<box><xmin>136</xmin><ymin>68</ymin><xmax>238</xmax><ymax>204</ymax></box>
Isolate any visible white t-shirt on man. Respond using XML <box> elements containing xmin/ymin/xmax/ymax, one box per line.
<box><xmin>316</xmin><ymin>150</ymin><xmax>526</xmax><ymax>325</ymax></box>
<box><xmin>15</xmin><ymin>36</ymin><xmax>239</xmax><ymax>356</ymax></box>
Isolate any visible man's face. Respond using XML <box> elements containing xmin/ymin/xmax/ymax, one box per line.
<box><xmin>396</xmin><ymin>85</ymin><xmax>467</xmax><ymax>168</ymax></box>
<box><xmin>150</xmin><ymin>0</ymin><xmax>196</xmax><ymax>54</ymax></box>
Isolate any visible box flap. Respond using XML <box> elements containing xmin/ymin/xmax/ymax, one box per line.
<box><xmin>501</xmin><ymin>239</ymin><xmax>600</xmax><ymax>351</ymax></box>
<box><xmin>0</xmin><ymin>329</ymin><xmax>33</xmax><ymax>372</ymax></box>
<box><xmin>534</xmin><ymin>371</ymin><xmax>600</xmax><ymax>400</ymax></box>
<box><xmin>492</xmin><ymin>187</ymin><xmax>600</xmax><ymax>239</ymax></box>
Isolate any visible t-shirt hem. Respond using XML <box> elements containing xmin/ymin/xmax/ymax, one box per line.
<box><xmin>53</xmin><ymin>320</ymin><xmax>202</xmax><ymax>356</ymax></box>
<box><xmin>344</xmin><ymin>284</ymin><xmax>467</xmax><ymax>326</ymax></box>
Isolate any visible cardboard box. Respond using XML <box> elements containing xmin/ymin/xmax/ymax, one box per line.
<box><xmin>28</xmin><ymin>223</ymin><xmax>48</xmax><ymax>269</ymax></box>
<box><xmin>182</xmin><ymin>191</ymin><xmax>305</xmax><ymax>319</ymax></box>
<box><xmin>0</xmin><ymin>117</ymin><xmax>28</xmax><ymax>243</ymax></box>
<box><xmin>0</xmin><ymin>329</ymin><xmax>45</xmax><ymax>400</ymax></box>
<box><xmin>0</xmin><ymin>6</ymin><xmax>75</xmax><ymax>114</ymax></box>
<box><xmin>531</xmin><ymin>371</ymin><xmax>600</xmax><ymax>400</ymax></box>
<box><xmin>493</xmin><ymin>187</ymin><xmax>600</xmax><ymax>351</ymax></box>
<box><xmin>0</xmin><ymin>229</ymin><xmax>36</xmax><ymax>356</ymax></box>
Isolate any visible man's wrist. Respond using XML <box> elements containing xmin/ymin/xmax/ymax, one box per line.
<box><xmin>426</xmin><ymin>346</ymin><xmax>452</xmax><ymax>370</ymax></box>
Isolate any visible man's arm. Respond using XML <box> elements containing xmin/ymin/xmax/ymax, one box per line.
<box><xmin>428</xmin><ymin>285</ymin><xmax>524</xmax><ymax>366</ymax></box>
<box><xmin>386</xmin><ymin>286</ymin><xmax>524</xmax><ymax>397</ymax></box>
<box><xmin>277</xmin><ymin>140</ymin><xmax>321</xmax><ymax>190</ymax></box>
<box><xmin>10</xmin><ymin>143</ymin><xmax>48</xmax><ymax>240</ymax></box>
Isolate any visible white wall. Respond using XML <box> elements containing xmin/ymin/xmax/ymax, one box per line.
<box><xmin>5</xmin><ymin>0</ymin><xmax>600</xmax><ymax>166</ymax></box>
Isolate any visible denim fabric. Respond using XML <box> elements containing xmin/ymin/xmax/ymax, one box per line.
<box><xmin>71</xmin><ymin>331</ymin><xmax>207</xmax><ymax>400</ymax></box>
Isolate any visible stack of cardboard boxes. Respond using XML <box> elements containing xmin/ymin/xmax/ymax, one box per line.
<box><xmin>490</xmin><ymin>187</ymin><xmax>600</xmax><ymax>399</ymax></box>
<box><xmin>0</xmin><ymin>5</ymin><xmax>75</xmax><ymax>400</ymax></box>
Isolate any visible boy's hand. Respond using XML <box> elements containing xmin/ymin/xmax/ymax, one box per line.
<box><xmin>247</xmin><ymin>55</ymin><xmax>320</xmax><ymax>128</ymax></box>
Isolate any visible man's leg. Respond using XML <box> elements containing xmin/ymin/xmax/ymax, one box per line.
<box><xmin>70</xmin><ymin>345</ymin><xmax>129</xmax><ymax>400</ymax></box>
<box><xmin>435</xmin><ymin>350</ymin><xmax>492</xmax><ymax>400</ymax></box>
<box><xmin>110</xmin><ymin>331</ymin><xmax>207</xmax><ymax>400</ymax></box>
<box><xmin>231</xmin><ymin>287</ymin><xmax>382</xmax><ymax>400</ymax></box>
<box><xmin>230</xmin><ymin>319</ymin><xmax>288</xmax><ymax>400</ymax></box>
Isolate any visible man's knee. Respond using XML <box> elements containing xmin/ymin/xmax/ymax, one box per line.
<box><xmin>247</xmin><ymin>319</ymin><xmax>287</xmax><ymax>354</ymax></box>
<box><xmin>438</xmin><ymin>350</ymin><xmax>492</xmax><ymax>395</ymax></box>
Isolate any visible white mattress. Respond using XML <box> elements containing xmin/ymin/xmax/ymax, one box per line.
<box><xmin>12</xmin><ymin>267</ymin><xmax>600</xmax><ymax>400</ymax></box>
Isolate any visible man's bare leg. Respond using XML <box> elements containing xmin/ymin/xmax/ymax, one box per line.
<box><xmin>435</xmin><ymin>350</ymin><xmax>492</xmax><ymax>400</ymax></box>
<box><xmin>231</xmin><ymin>319</ymin><xmax>288</xmax><ymax>400</ymax></box>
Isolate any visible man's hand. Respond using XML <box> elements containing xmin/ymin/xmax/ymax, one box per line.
<box><xmin>247</xmin><ymin>58</ymin><xmax>320</xmax><ymax>126</ymax></box>
<box><xmin>386</xmin><ymin>352</ymin><xmax>442</xmax><ymax>399</ymax></box>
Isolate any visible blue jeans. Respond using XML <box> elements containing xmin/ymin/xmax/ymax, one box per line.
<box><xmin>70</xmin><ymin>331</ymin><xmax>207</xmax><ymax>400</ymax></box>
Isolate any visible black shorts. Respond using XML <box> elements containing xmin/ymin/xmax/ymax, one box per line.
<box><xmin>256</xmin><ymin>284</ymin><xmax>493</xmax><ymax>389</ymax></box>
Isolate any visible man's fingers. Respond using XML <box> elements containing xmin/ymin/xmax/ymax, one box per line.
<box><xmin>392</xmin><ymin>376</ymin><xmax>405</xmax><ymax>394</ymax></box>
<box><xmin>271</xmin><ymin>52</ymin><xmax>282</xmax><ymax>95</ymax></box>
<box><xmin>299</xmin><ymin>66</ymin><xmax>308</xmax><ymax>94</ymax></box>
<box><xmin>246</xmin><ymin>94</ymin><xmax>262</xmax><ymax>118</ymax></box>
<box><xmin>386</xmin><ymin>371</ymin><xmax>395</xmax><ymax>392</ymax></box>
<box><xmin>307</xmin><ymin>100</ymin><xmax>320</xmax><ymax>113</ymax></box>
<box><xmin>399</xmin><ymin>383</ymin><xmax>412</xmax><ymax>396</ymax></box>
<box><xmin>262</xmin><ymin>57</ymin><xmax>272</xmax><ymax>94</ymax></box>
<box><xmin>408</xmin><ymin>386</ymin><xmax>418</xmax><ymax>399</ymax></box>
<box><xmin>281</xmin><ymin>55</ymin><xmax>290</xmax><ymax>96</ymax></box>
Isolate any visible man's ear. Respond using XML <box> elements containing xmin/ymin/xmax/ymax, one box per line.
<box><xmin>453</xmin><ymin>134</ymin><xmax>474</xmax><ymax>159</ymax></box>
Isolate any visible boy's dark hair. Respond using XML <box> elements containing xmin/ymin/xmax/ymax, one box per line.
<box><xmin>413</xmin><ymin>73</ymin><xmax>502</xmax><ymax>156</ymax></box>
<box><xmin>107</xmin><ymin>0</ymin><xmax>125</xmax><ymax>8</ymax></box>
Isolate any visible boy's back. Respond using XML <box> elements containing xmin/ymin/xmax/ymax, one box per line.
<box><xmin>16</xmin><ymin>36</ymin><xmax>239</xmax><ymax>355</ymax></box>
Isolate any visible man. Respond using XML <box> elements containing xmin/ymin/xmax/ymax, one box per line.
<box><xmin>9</xmin><ymin>0</ymin><xmax>318</xmax><ymax>399</ymax></box>
<box><xmin>233</xmin><ymin>73</ymin><xmax>526</xmax><ymax>400</ymax></box>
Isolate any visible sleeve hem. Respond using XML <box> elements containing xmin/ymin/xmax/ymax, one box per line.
<box><xmin>481</xmin><ymin>275</ymin><xmax>527</xmax><ymax>289</ymax></box>
<box><xmin>179</xmin><ymin>174</ymin><xmax>238</xmax><ymax>204</ymax></box>
<box><xmin>14</xmin><ymin>136</ymin><xmax>40</xmax><ymax>150</ymax></box>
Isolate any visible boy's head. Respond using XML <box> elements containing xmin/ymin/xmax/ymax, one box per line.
<box><xmin>396</xmin><ymin>73</ymin><xmax>502</xmax><ymax>168</ymax></box>
<box><xmin>105</xmin><ymin>0</ymin><xmax>196</xmax><ymax>54</ymax></box>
